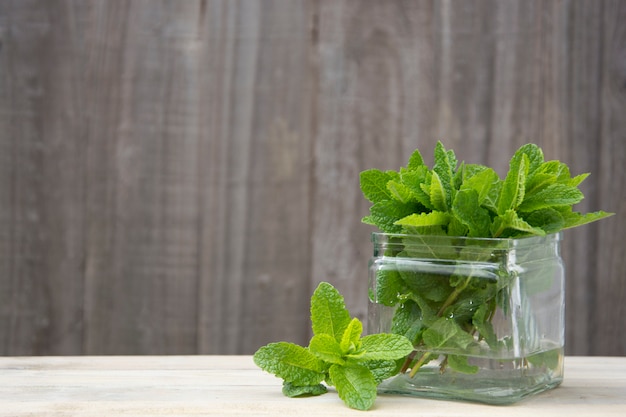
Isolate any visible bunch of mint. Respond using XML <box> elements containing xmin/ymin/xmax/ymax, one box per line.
<box><xmin>361</xmin><ymin>142</ymin><xmax>612</xmax><ymax>238</ymax></box>
<box><xmin>253</xmin><ymin>282</ymin><xmax>413</xmax><ymax>410</ymax></box>
<box><xmin>360</xmin><ymin>142</ymin><xmax>613</xmax><ymax>377</ymax></box>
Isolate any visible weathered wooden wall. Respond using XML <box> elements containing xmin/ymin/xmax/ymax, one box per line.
<box><xmin>0</xmin><ymin>0</ymin><xmax>624</xmax><ymax>356</ymax></box>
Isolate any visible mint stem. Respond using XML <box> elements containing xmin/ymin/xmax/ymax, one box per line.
<box><xmin>437</xmin><ymin>276</ymin><xmax>473</xmax><ymax>316</ymax></box>
<box><xmin>409</xmin><ymin>352</ymin><xmax>432</xmax><ymax>378</ymax></box>
<box><xmin>407</xmin><ymin>275</ymin><xmax>473</xmax><ymax>377</ymax></box>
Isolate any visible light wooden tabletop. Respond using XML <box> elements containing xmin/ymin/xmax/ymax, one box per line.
<box><xmin>0</xmin><ymin>356</ymin><xmax>624</xmax><ymax>416</ymax></box>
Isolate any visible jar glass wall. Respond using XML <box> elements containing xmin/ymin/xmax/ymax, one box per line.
<box><xmin>368</xmin><ymin>232</ymin><xmax>565</xmax><ymax>404</ymax></box>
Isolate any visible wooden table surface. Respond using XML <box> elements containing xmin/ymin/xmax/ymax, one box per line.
<box><xmin>0</xmin><ymin>356</ymin><xmax>624</xmax><ymax>416</ymax></box>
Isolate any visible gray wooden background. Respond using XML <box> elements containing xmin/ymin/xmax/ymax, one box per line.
<box><xmin>0</xmin><ymin>0</ymin><xmax>624</xmax><ymax>356</ymax></box>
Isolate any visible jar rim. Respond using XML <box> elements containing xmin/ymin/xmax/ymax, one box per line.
<box><xmin>371</xmin><ymin>232</ymin><xmax>561</xmax><ymax>249</ymax></box>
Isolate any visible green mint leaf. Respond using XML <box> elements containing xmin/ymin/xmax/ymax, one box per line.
<box><xmin>309</xmin><ymin>334</ymin><xmax>345</xmax><ymax>365</ymax></box>
<box><xmin>407</xmin><ymin>148</ymin><xmax>425</xmax><ymax>170</ymax></box>
<box><xmin>515</xmin><ymin>143</ymin><xmax>544</xmax><ymax>173</ymax></box>
<box><xmin>253</xmin><ymin>342</ymin><xmax>326</xmax><ymax>386</ymax></box>
<box><xmin>282</xmin><ymin>381</ymin><xmax>328</xmax><ymax>397</ymax></box>
<box><xmin>524</xmin><ymin>208</ymin><xmax>566</xmax><ymax>234</ymax></box>
<box><xmin>433</xmin><ymin>141</ymin><xmax>457</xmax><ymax>207</ymax></box>
<box><xmin>534</xmin><ymin>160</ymin><xmax>569</xmax><ymax>181</ymax></box>
<box><xmin>518</xmin><ymin>183</ymin><xmax>584</xmax><ymax>212</ymax></box>
<box><xmin>452</xmin><ymin>189</ymin><xmax>491</xmax><ymax>237</ymax></box>
<box><xmin>472</xmin><ymin>302</ymin><xmax>497</xmax><ymax>347</ymax></box>
<box><xmin>395</xmin><ymin>211</ymin><xmax>451</xmax><ymax>229</ymax></box>
<box><xmin>340</xmin><ymin>318</ymin><xmax>363</xmax><ymax>354</ymax></box>
<box><xmin>422</xmin><ymin>317</ymin><xmax>475</xmax><ymax>350</ymax></box>
<box><xmin>497</xmin><ymin>152</ymin><xmax>528</xmax><ymax>214</ymax></box>
<box><xmin>527</xmin><ymin>349</ymin><xmax>560</xmax><ymax>371</ymax></box>
<box><xmin>391</xmin><ymin>300</ymin><xmax>424</xmax><ymax>344</ymax></box>
<box><xmin>356</xmin><ymin>333</ymin><xmax>414</xmax><ymax>361</ymax></box>
<box><xmin>362</xmin><ymin>360</ymin><xmax>402</xmax><ymax>384</ymax></box>
<box><xmin>387</xmin><ymin>179</ymin><xmax>415</xmax><ymax>204</ymax></box>
<box><xmin>359</xmin><ymin>169</ymin><xmax>393</xmax><ymax>203</ymax></box>
<box><xmin>400</xmin><ymin>270</ymin><xmax>453</xmax><ymax>302</ymax></box>
<box><xmin>429</xmin><ymin>171</ymin><xmax>449</xmax><ymax>212</ymax></box>
<box><xmin>310</xmin><ymin>282</ymin><xmax>351</xmax><ymax>342</ymax></box>
<box><xmin>446</xmin><ymin>354</ymin><xmax>479</xmax><ymax>374</ymax></box>
<box><xmin>400</xmin><ymin>166</ymin><xmax>433</xmax><ymax>209</ymax></box>
<box><xmin>460</xmin><ymin>166</ymin><xmax>501</xmax><ymax>207</ymax></box>
<box><xmin>329</xmin><ymin>364</ymin><xmax>377</xmax><ymax>411</ymax></box>
<box><xmin>447</xmin><ymin>216</ymin><xmax>470</xmax><ymax>237</ymax></box>
<box><xmin>558</xmin><ymin>208</ymin><xmax>614</xmax><ymax>230</ymax></box>
<box><xmin>492</xmin><ymin>209</ymin><xmax>545</xmax><ymax>238</ymax></box>
<box><xmin>525</xmin><ymin>172</ymin><xmax>557</xmax><ymax>196</ymax></box>
<box><xmin>410</xmin><ymin>292</ymin><xmax>440</xmax><ymax>326</ymax></box>
<box><xmin>366</xmin><ymin>200</ymin><xmax>420</xmax><ymax>233</ymax></box>
<box><xmin>372</xmin><ymin>269</ymin><xmax>407</xmax><ymax>307</ymax></box>
<box><xmin>568</xmin><ymin>172</ymin><xmax>589</xmax><ymax>187</ymax></box>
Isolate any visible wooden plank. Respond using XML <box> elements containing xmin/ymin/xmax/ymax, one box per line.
<box><xmin>0</xmin><ymin>0</ymin><xmax>87</xmax><ymax>354</ymax></box>
<box><xmin>556</xmin><ymin>0</ymin><xmax>605</xmax><ymax>355</ymax></box>
<box><xmin>312</xmin><ymin>0</ymin><xmax>441</xmax><ymax>333</ymax></box>
<box><xmin>82</xmin><ymin>1</ymin><xmax>204</xmax><ymax>354</ymax></box>
<box><xmin>196</xmin><ymin>0</ymin><xmax>316</xmax><ymax>353</ymax></box>
<box><xmin>593</xmin><ymin>0</ymin><xmax>626</xmax><ymax>356</ymax></box>
<box><xmin>0</xmin><ymin>356</ymin><xmax>625</xmax><ymax>416</ymax></box>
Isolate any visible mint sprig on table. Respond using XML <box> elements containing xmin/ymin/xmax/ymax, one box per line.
<box><xmin>254</xmin><ymin>282</ymin><xmax>413</xmax><ymax>411</ymax></box>
<box><xmin>361</xmin><ymin>142</ymin><xmax>613</xmax><ymax>377</ymax></box>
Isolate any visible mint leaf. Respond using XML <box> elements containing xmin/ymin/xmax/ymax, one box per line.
<box><xmin>253</xmin><ymin>342</ymin><xmax>326</xmax><ymax>386</ymax></box>
<box><xmin>527</xmin><ymin>349</ymin><xmax>560</xmax><ymax>371</ymax></box>
<box><xmin>429</xmin><ymin>171</ymin><xmax>449</xmax><ymax>212</ymax></box>
<box><xmin>518</xmin><ymin>183</ymin><xmax>584</xmax><ymax>212</ymax></box>
<box><xmin>357</xmin><ymin>333</ymin><xmax>414</xmax><ymax>361</ymax></box>
<box><xmin>391</xmin><ymin>299</ymin><xmax>424</xmax><ymax>344</ymax></box>
<box><xmin>387</xmin><ymin>179</ymin><xmax>415</xmax><ymax>204</ymax></box>
<box><xmin>568</xmin><ymin>172</ymin><xmax>589</xmax><ymax>187</ymax></box>
<box><xmin>558</xmin><ymin>208</ymin><xmax>614</xmax><ymax>230</ymax></box>
<box><xmin>311</xmin><ymin>282</ymin><xmax>351</xmax><ymax>342</ymax></box>
<box><xmin>472</xmin><ymin>302</ymin><xmax>497</xmax><ymax>347</ymax></box>
<box><xmin>516</xmin><ymin>143</ymin><xmax>544</xmax><ymax>173</ymax></box>
<box><xmin>422</xmin><ymin>317</ymin><xmax>475</xmax><ymax>350</ymax></box>
<box><xmin>373</xmin><ymin>269</ymin><xmax>407</xmax><ymax>307</ymax></box>
<box><xmin>310</xmin><ymin>334</ymin><xmax>345</xmax><ymax>365</ymax></box>
<box><xmin>395</xmin><ymin>211</ymin><xmax>451</xmax><ymax>229</ymax></box>
<box><xmin>329</xmin><ymin>364</ymin><xmax>377</xmax><ymax>411</ymax></box>
<box><xmin>492</xmin><ymin>209</ymin><xmax>545</xmax><ymax>238</ymax></box>
<box><xmin>282</xmin><ymin>381</ymin><xmax>328</xmax><ymax>397</ymax></box>
<box><xmin>340</xmin><ymin>318</ymin><xmax>363</xmax><ymax>354</ymax></box>
<box><xmin>452</xmin><ymin>189</ymin><xmax>491</xmax><ymax>237</ymax></box>
<box><xmin>524</xmin><ymin>207</ymin><xmax>565</xmax><ymax>234</ymax></box>
<box><xmin>360</xmin><ymin>169</ymin><xmax>393</xmax><ymax>203</ymax></box>
<box><xmin>401</xmin><ymin>166</ymin><xmax>434</xmax><ymax>209</ymax></box>
<box><xmin>362</xmin><ymin>360</ymin><xmax>402</xmax><ymax>384</ymax></box>
<box><xmin>447</xmin><ymin>354</ymin><xmax>479</xmax><ymax>374</ymax></box>
<box><xmin>400</xmin><ymin>270</ymin><xmax>453</xmax><ymax>302</ymax></box>
<box><xmin>497</xmin><ymin>152</ymin><xmax>528</xmax><ymax>214</ymax></box>
<box><xmin>365</xmin><ymin>200</ymin><xmax>419</xmax><ymax>233</ymax></box>
<box><xmin>407</xmin><ymin>148</ymin><xmax>425</xmax><ymax>170</ymax></box>
<box><xmin>460</xmin><ymin>166</ymin><xmax>500</xmax><ymax>207</ymax></box>
<box><xmin>433</xmin><ymin>141</ymin><xmax>457</xmax><ymax>208</ymax></box>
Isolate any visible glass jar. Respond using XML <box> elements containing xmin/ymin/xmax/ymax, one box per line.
<box><xmin>368</xmin><ymin>232</ymin><xmax>565</xmax><ymax>404</ymax></box>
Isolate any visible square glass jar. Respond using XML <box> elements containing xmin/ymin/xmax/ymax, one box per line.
<box><xmin>368</xmin><ymin>232</ymin><xmax>564</xmax><ymax>404</ymax></box>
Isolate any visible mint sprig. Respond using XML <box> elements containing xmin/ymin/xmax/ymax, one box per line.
<box><xmin>360</xmin><ymin>142</ymin><xmax>614</xmax><ymax>378</ymax></box>
<box><xmin>254</xmin><ymin>282</ymin><xmax>413</xmax><ymax>411</ymax></box>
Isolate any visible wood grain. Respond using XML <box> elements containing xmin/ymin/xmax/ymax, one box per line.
<box><xmin>0</xmin><ymin>0</ymin><xmax>624</xmax><ymax>355</ymax></box>
<box><xmin>0</xmin><ymin>356</ymin><xmax>625</xmax><ymax>416</ymax></box>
